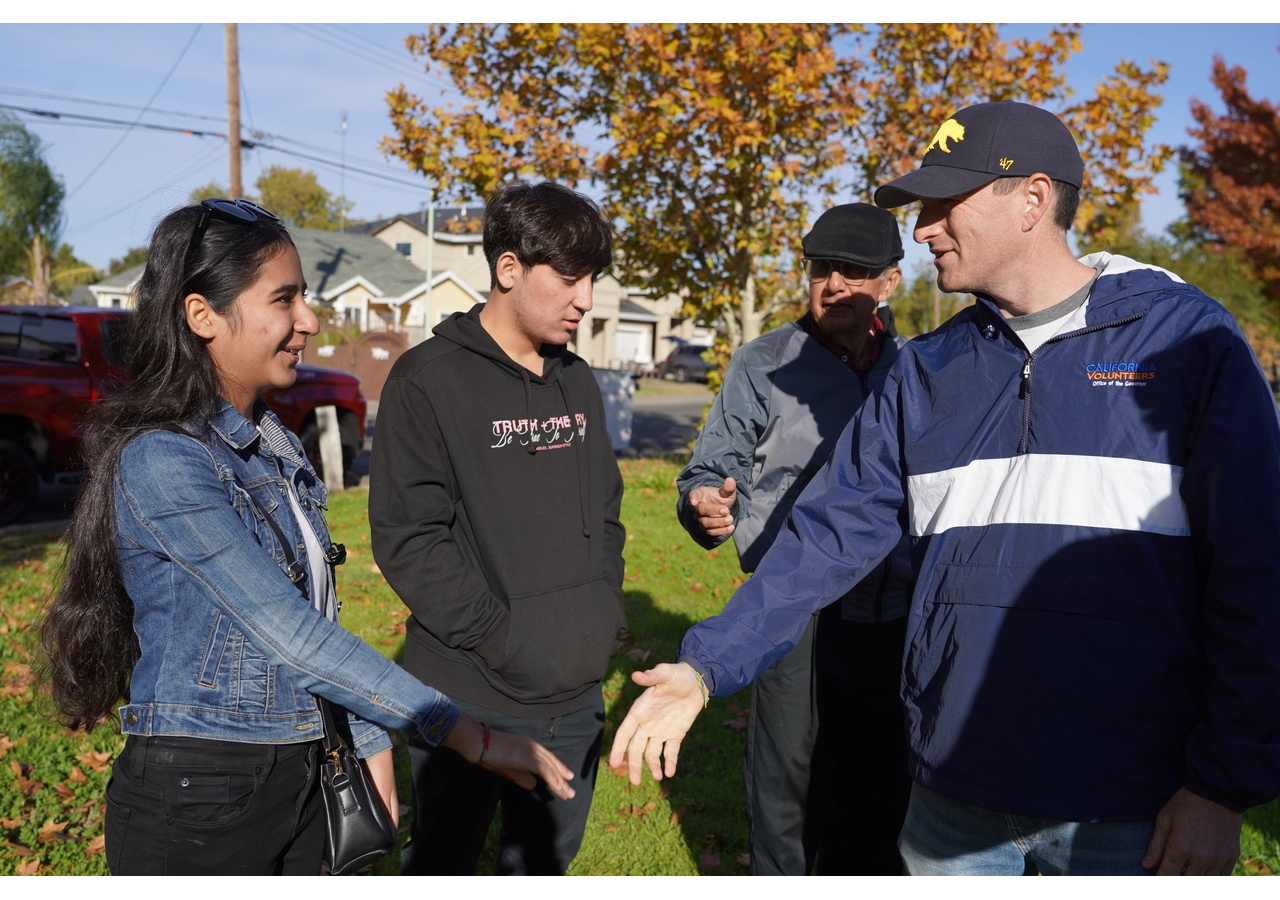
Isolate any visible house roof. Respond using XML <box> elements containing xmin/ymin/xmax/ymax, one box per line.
<box><xmin>87</xmin><ymin>231</ymin><xmax>432</xmax><ymax>304</ymax></box>
<box><xmin>291</xmin><ymin>228</ymin><xmax>431</xmax><ymax>301</ymax></box>
<box><xmin>93</xmin><ymin>264</ymin><xmax>144</xmax><ymax>289</ymax></box>
<box><xmin>619</xmin><ymin>298</ymin><xmax>662</xmax><ymax>322</ymax></box>
<box><xmin>344</xmin><ymin>206</ymin><xmax>486</xmax><ymax>240</ymax></box>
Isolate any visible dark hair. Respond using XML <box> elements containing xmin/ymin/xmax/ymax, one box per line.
<box><xmin>992</xmin><ymin>176</ymin><xmax>1080</xmax><ymax>233</ymax></box>
<box><xmin>482</xmin><ymin>181</ymin><xmax>612</xmax><ymax>288</ymax></box>
<box><xmin>41</xmin><ymin>204</ymin><xmax>295</xmax><ymax>731</ymax></box>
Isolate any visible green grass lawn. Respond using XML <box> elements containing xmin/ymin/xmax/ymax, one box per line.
<box><xmin>2</xmin><ymin>459</ymin><xmax>1278</xmax><ymax>875</ymax></box>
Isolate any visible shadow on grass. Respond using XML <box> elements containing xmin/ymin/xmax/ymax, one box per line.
<box><xmin>593</xmin><ymin>588</ymin><xmax>750</xmax><ymax>875</ymax></box>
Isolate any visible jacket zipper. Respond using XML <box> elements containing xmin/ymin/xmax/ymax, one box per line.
<box><xmin>1015</xmin><ymin>312</ymin><xmax>1147</xmax><ymax>455</ymax></box>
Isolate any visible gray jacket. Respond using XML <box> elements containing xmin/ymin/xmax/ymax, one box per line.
<box><xmin>676</xmin><ymin>314</ymin><xmax>912</xmax><ymax>622</ymax></box>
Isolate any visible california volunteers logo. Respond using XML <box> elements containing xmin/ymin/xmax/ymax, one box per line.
<box><xmin>1084</xmin><ymin>362</ymin><xmax>1156</xmax><ymax>387</ymax></box>
<box><xmin>927</xmin><ymin>119</ymin><xmax>966</xmax><ymax>154</ymax></box>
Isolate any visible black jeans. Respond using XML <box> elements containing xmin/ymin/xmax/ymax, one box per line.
<box><xmin>104</xmin><ymin>734</ymin><xmax>326</xmax><ymax>875</ymax></box>
<box><xmin>810</xmin><ymin>612</ymin><xmax>911</xmax><ymax>875</ymax></box>
<box><xmin>401</xmin><ymin>689</ymin><xmax>604</xmax><ymax>875</ymax></box>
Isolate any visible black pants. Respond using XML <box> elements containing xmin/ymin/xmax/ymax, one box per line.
<box><xmin>810</xmin><ymin>612</ymin><xmax>911</xmax><ymax>875</ymax></box>
<box><xmin>104</xmin><ymin>735</ymin><xmax>325</xmax><ymax>875</ymax></box>
<box><xmin>743</xmin><ymin>614</ymin><xmax>823</xmax><ymax>875</ymax></box>
<box><xmin>401</xmin><ymin>689</ymin><xmax>604</xmax><ymax>875</ymax></box>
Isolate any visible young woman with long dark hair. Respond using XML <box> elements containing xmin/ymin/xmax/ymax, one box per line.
<box><xmin>41</xmin><ymin>199</ymin><xmax>574</xmax><ymax>875</ymax></box>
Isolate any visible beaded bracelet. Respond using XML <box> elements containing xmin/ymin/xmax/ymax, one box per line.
<box><xmin>693</xmin><ymin>670</ymin><xmax>710</xmax><ymax>709</ymax></box>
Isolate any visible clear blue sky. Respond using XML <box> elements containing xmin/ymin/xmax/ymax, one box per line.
<box><xmin>1</xmin><ymin>21</ymin><xmax>1277</xmax><ymax>274</ymax></box>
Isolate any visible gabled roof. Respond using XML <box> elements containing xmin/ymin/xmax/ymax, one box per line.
<box><xmin>344</xmin><ymin>206</ymin><xmax>486</xmax><ymax>240</ymax></box>
<box><xmin>291</xmin><ymin>228</ymin><xmax>430</xmax><ymax>301</ymax></box>
<box><xmin>619</xmin><ymin>298</ymin><xmax>662</xmax><ymax>322</ymax></box>
<box><xmin>93</xmin><ymin>264</ymin><xmax>144</xmax><ymax>290</ymax></box>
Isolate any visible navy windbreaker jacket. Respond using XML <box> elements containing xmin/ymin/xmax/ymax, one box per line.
<box><xmin>678</xmin><ymin>253</ymin><xmax>1280</xmax><ymax>822</ymax></box>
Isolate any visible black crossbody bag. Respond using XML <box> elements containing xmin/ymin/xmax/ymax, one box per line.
<box><xmin>246</xmin><ymin>487</ymin><xmax>395</xmax><ymax>875</ymax></box>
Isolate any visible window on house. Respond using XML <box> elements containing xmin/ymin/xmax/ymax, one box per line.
<box><xmin>395</xmin><ymin>242</ymin><xmax>412</xmax><ymax>257</ymax></box>
<box><xmin>467</xmin><ymin>245</ymin><xmax>475</xmax><ymax>255</ymax></box>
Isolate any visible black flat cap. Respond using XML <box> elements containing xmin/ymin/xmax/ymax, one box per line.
<box><xmin>802</xmin><ymin>203</ymin><xmax>904</xmax><ymax>268</ymax></box>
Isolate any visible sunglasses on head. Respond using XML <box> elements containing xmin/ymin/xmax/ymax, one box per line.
<box><xmin>801</xmin><ymin>258</ymin><xmax>887</xmax><ymax>284</ymax></box>
<box><xmin>183</xmin><ymin>198</ymin><xmax>282</xmax><ymax>278</ymax></box>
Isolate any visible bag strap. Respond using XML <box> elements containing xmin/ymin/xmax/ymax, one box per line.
<box><xmin>238</xmin><ymin>476</ymin><xmax>345</xmax><ymax>755</ymax></box>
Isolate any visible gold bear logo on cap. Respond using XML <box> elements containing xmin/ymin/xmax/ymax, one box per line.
<box><xmin>927</xmin><ymin>119</ymin><xmax>966</xmax><ymax>154</ymax></box>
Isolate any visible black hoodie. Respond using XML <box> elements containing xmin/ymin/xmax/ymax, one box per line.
<box><xmin>370</xmin><ymin>305</ymin><xmax>626</xmax><ymax>718</ymax></box>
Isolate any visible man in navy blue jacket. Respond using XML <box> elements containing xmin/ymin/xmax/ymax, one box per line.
<box><xmin>610</xmin><ymin>101</ymin><xmax>1280</xmax><ymax>876</ymax></box>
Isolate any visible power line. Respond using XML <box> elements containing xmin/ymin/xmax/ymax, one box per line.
<box><xmin>5</xmin><ymin>101</ymin><xmax>430</xmax><ymax>191</ymax></box>
<box><xmin>1</xmin><ymin>103</ymin><xmax>234</xmax><ymax>142</ymax></box>
<box><xmin>0</xmin><ymin>84</ymin><xmax>228</xmax><ymax>125</ymax></box>
<box><xmin>69</xmin><ymin>142</ymin><xmax>227</xmax><ymax>236</ymax></box>
<box><xmin>281</xmin><ymin>24</ymin><xmax>457</xmax><ymax>96</ymax></box>
<box><xmin>67</xmin><ymin>24</ymin><xmax>203</xmax><ymax>200</ymax></box>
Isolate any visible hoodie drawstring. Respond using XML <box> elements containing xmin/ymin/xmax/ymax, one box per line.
<box><xmin>554</xmin><ymin>375</ymin><xmax>592</xmax><ymax>538</ymax></box>
<box><xmin>521</xmin><ymin>369</ymin><xmax>537</xmax><ymax>457</ymax></box>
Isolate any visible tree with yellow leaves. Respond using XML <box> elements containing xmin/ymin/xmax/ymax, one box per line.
<box><xmin>384</xmin><ymin>24</ymin><xmax>1170</xmax><ymax>354</ymax></box>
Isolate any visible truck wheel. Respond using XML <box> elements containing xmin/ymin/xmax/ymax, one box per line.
<box><xmin>672</xmin><ymin>366</ymin><xmax>690</xmax><ymax>383</ymax></box>
<box><xmin>0</xmin><ymin>440</ymin><xmax>40</xmax><ymax>526</ymax></box>
<box><xmin>300</xmin><ymin>411</ymin><xmax>361</xmax><ymax>487</ymax></box>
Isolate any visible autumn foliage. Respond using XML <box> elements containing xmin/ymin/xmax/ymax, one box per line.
<box><xmin>383</xmin><ymin>24</ymin><xmax>1170</xmax><ymax>352</ymax></box>
<box><xmin>1180</xmin><ymin>55</ymin><xmax>1280</xmax><ymax>307</ymax></box>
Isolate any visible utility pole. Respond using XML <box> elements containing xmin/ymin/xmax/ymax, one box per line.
<box><xmin>225</xmin><ymin>24</ymin><xmax>242</xmax><ymax>198</ymax></box>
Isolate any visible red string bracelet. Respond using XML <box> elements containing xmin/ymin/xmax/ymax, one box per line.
<box><xmin>478</xmin><ymin>722</ymin><xmax>491</xmax><ymax>765</ymax></box>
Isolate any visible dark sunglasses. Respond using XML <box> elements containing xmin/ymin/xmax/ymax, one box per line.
<box><xmin>182</xmin><ymin>197</ymin><xmax>282</xmax><ymax>278</ymax></box>
<box><xmin>801</xmin><ymin>258</ymin><xmax>887</xmax><ymax>284</ymax></box>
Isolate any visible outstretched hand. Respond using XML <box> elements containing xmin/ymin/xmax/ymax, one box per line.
<box><xmin>444</xmin><ymin>714</ymin><xmax>576</xmax><ymax>800</ymax></box>
<box><xmin>1141</xmin><ymin>787</ymin><xmax>1241</xmax><ymax>875</ymax></box>
<box><xmin>607</xmin><ymin>662</ymin><xmax>706</xmax><ymax>785</ymax></box>
<box><xmin>688</xmin><ymin>478</ymin><xmax>737</xmax><ymax>537</ymax></box>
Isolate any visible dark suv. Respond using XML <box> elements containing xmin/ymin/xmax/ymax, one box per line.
<box><xmin>659</xmin><ymin>344</ymin><xmax>715</xmax><ymax>383</ymax></box>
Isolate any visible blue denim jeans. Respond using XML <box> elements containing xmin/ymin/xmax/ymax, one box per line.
<box><xmin>898</xmin><ymin>783</ymin><xmax>1156</xmax><ymax>875</ymax></box>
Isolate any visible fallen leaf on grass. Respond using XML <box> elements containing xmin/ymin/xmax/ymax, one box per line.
<box><xmin>736</xmin><ymin>853</ymin><xmax>751</xmax><ymax>867</ymax></box>
<box><xmin>2</xmin><ymin>840</ymin><xmax>35</xmax><ymax>856</ymax></box>
<box><xmin>721</xmin><ymin>707</ymin><xmax>750</xmax><ymax>731</ymax></box>
<box><xmin>604</xmin><ymin>824</ymin><xmax>619</xmax><ymax>833</ymax></box>
<box><xmin>83</xmin><ymin>835</ymin><xmax>106</xmax><ymax>857</ymax></box>
<box><xmin>0</xmin><ymin>817</ymin><xmax>21</xmax><ymax>828</ymax></box>
<box><xmin>1241</xmin><ymin>858</ymin><xmax>1273</xmax><ymax>875</ymax></box>
<box><xmin>52</xmin><ymin>783</ymin><xmax>76</xmax><ymax>801</ymax></box>
<box><xmin>9</xmin><ymin>760</ymin><xmax>44</xmax><ymax>796</ymax></box>
<box><xmin>67</xmin><ymin>766</ymin><xmax>87</xmax><ymax>784</ymax></box>
<box><xmin>37</xmin><ymin>821</ymin><xmax>72</xmax><ymax>844</ymax></box>
<box><xmin>617</xmin><ymin>801</ymin><xmax>658</xmax><ymax>821</ymax></box>
<box><xmin>75</xmin><ymin>750</ymin><xmax>113</xmax><ymax>773</ymax></box>
<box><xmin>0</xmin><ymin>734</ymin><xmax>15</xmax><ymax>754</ymax></box>
<box><xmin>15</xmin><ymin>856</ymin><xmax>41</xmax><ymax>875</ymax></box>
<box><xmin>625</xmin><ymin>648</ymin><xmax>650</xmax><ymax>663</ymax></box>
<box><xmin>698</xmin><ymin>852</ymin><xmax>721</xmax><ymax>871</ymax></box>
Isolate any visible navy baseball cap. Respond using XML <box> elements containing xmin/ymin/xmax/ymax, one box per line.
<box><xmin>874</xmin><ymin>101</ymin><xmax>1084</xmax><ymax>209</ymax></box>
<box><xmin>802</xmin><ymin>203</ymin><xmax>903</xmax><ymax>268</ymax></box>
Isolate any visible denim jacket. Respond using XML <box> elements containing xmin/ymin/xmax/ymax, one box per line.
<box><xmin>115</xmin><ymin>399</ymin><xmax>459</xmax><ymax>757</ymax></box>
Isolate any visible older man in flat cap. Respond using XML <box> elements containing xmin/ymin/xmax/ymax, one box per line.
<box><xmin>676</xmin><ymin>203</ymin><xmax>912</xmax><ymax>875</ymax></box>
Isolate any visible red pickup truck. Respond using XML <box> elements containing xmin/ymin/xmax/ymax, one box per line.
<box><xmin>0</xmin><ymin>305</ymin><xmax>366</xmax><ymax>525</ymax></box>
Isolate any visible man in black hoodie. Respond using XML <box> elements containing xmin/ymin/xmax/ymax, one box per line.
<box><xmin>370</xmin><ymin>182</ymin><xmax>626</xmax><ymax>875</ymax></box>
